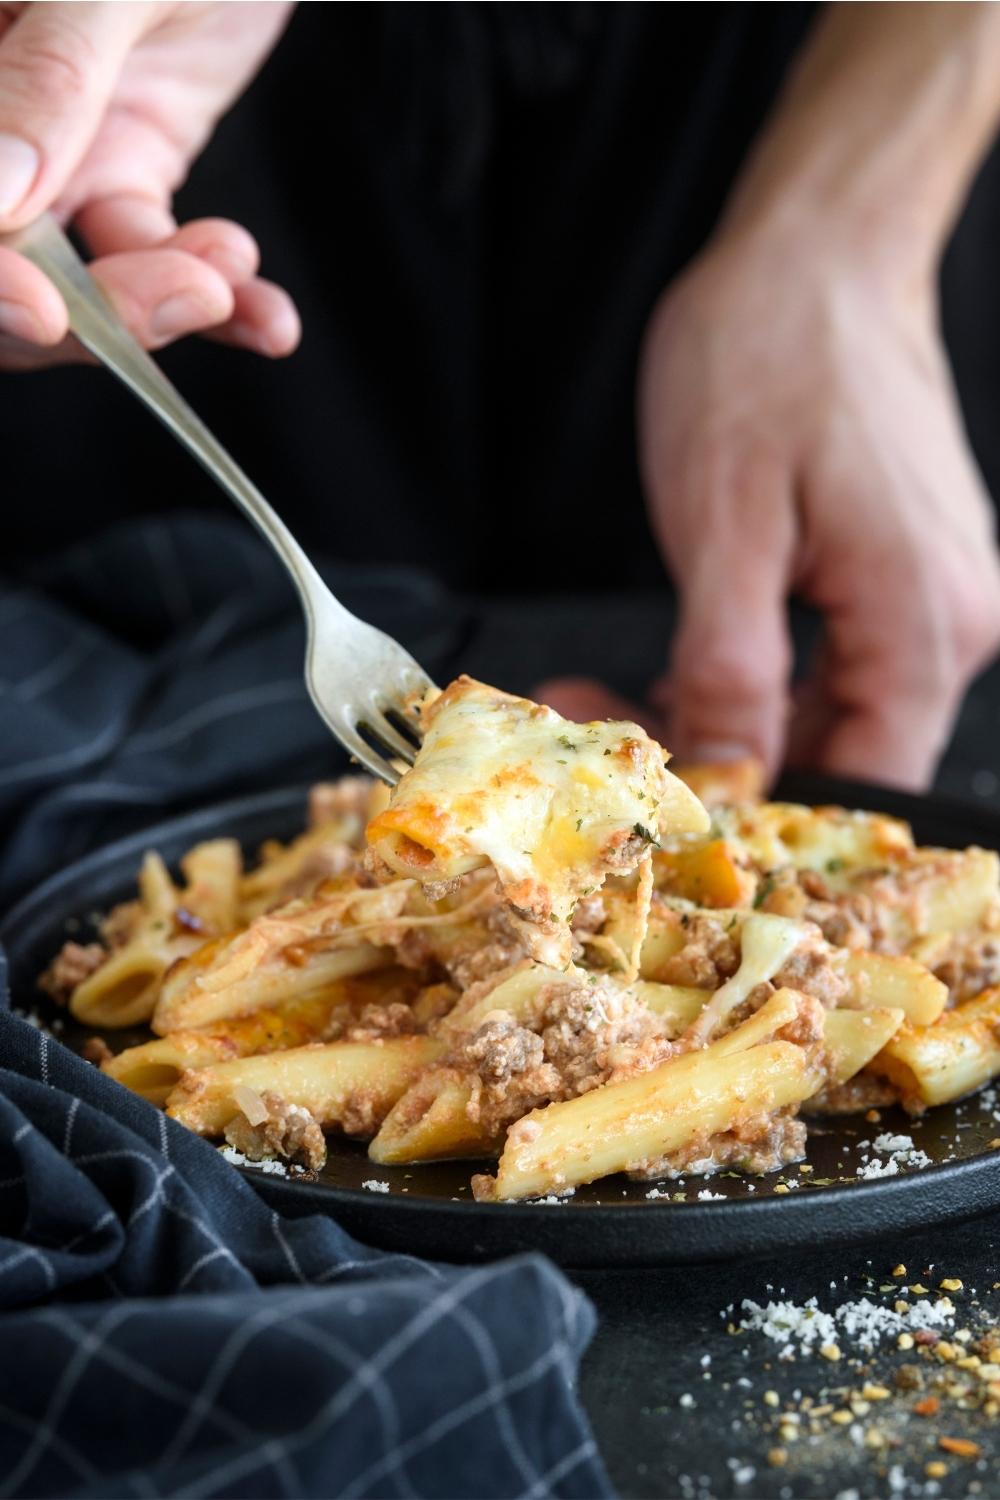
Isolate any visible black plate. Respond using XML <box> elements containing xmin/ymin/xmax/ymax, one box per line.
<box><xmin>4</xmin><ymin>777</ymin><xmax>1000</xmax><ymax>1268</ymax></box>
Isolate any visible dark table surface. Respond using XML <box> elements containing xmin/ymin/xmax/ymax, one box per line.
<box><xmin>575</xmin><ymin>1216</ymin><xmax>999</xmax><ymax>1500</ymax></box>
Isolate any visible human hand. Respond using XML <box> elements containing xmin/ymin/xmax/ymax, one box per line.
<box><xmin>542</xmin><ymin>225</ymin><xmax>1000</xmax><ymax>790</ymax></box>
<box><xmin>0</xmin><ymin>1</ymin><xmax>299</xmax><ymax>370</ymax></box>
<box><xmin>541</xmin><ymin>3</ymin><xmax>1000</xmax><ymax>792</ymax></box>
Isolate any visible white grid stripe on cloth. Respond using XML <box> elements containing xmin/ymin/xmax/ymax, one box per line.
<box><xmin>2</xmin><ymin>1303</ymin><xmax>137</xmax><ymax>1495</ymax></box>
<box><xmin>339</xmin><ymin>1339</ymin><xmax>567</xmax><ymax>1499</ymax></box>
<box><xmin>8</xmin><ymin>1306</ymin><xmax>304</xmax><ymax>1498</ymax></box>
<box><xmin>171</xmin><ymin>1268</ymin><xmax>553</xmax><ymax>1500</ymax></box>
<box><xmin>270</xmin><ymin>1209</ymin><xmax>307</xmax><ymax>1284</ymax></box>
<box><xmin>0</xmin><ymin>1398</ymin><xmax>101</xmax><ymax>1490</ymax></box>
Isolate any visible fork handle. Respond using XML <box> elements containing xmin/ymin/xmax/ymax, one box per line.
<box><xmin>4</xmin><ymin>213</ymin><xmax>354</xmax><ymax>636</ymax></box>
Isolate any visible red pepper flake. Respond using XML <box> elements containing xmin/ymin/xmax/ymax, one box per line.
<box><xmin>913</xmin><ymin>1396</ymin><xmax>939</xmax><ymax>1417</ymax></box>
<box><xmin>938</xmin><ymin>1438</ymin><xmax>981</xmax><ymax>1460</ymax></box>
<box><xmin>914</xmin><ymin>1329</ymin><xmax>940</xmax><ymax>1346</ymax></box>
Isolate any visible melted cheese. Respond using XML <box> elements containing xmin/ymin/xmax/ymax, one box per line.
<box><xmin>366</xmin><ymin>676</ymin><xmax>709</xmax><ymax>966</ymax></box>
<box><xmin>689</xmin><ymin>913</ymin><xmax>809</xmax><ymax>1042</ymax></box>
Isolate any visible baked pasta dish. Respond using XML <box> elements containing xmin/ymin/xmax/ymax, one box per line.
<box><xmin>40</xmin><ymin>676</ymin><xmax>1000</xmax><ymax>1202</ymax></box>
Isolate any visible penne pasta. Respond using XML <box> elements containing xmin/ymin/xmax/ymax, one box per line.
<box><xmin>69</xmin><ymin>845</ymin><xmax>244</xmax><ymax>1028</ymax></box>
<box><xmin>179</xmin><ymin>839</ymin><xmax>242</xmax><ymax>933</ymax></box>
<box><xmin>822</xmin><ymin>1007</ymin><xmax>906</xmax><ymax>1087</ymax></box>
<box><xmin>166</xmin><ymin>1035</ymin><xmax>444</xmax><ymax>1137</ymax></box>
<box><xmin>868</xmin><ymin>986</ymin><xmax>1000</xmax><ymax>1109</ymax></box>
<box><xmin>841</xmin><ymin>951</ymin><xmax>947</xmax><ymax>1026</ymax></box>
<box><xmin>369</xmin><ymin>1070</ymin><xmax>487</xmax><ymax>1164</ymax></box>
<box><xmin>42</xmin><ymin>700</ymin><xmax>1000</xmax><ymax>1195</ymax></box>
<box><xmin>103</xmin><ymin>967</ymin><xmax>424</xmax><ymax>1104</ymax></box>
<box><xmin>475</xmin><ymin>1035</ymin><xmax>821</xmax><ymax>1202</ymax></box>
<box><xmin>653</xmin><ymin>839</ymin><xmax>757</xmax><ymax>909</ymax></box>
<box><xmin>152</xmin><ymin>938</ymin><xmax>388</xmax><ymax>1035</ymax></box>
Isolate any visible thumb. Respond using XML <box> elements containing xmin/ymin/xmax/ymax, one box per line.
<box><xmin>668</xmin><ymin>519</ymin><xmax>794</xmax><ymax>775</ymax></box>
<box><xmin>0</xmin><ymin>2</ymin><xmax>156</xmax><ymax>227</ymax></box>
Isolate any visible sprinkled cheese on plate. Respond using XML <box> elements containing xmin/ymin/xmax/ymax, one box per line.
<box><xmin>218</xmin><ymin>1144</ymin><xmax>289</xmax><ymax>1176</ymax></box>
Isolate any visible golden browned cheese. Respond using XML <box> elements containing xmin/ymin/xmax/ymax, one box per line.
<box><xmin>366</xmin><ymin>675</ymin><xmax>708</xmax><ymax>965</ymax></box>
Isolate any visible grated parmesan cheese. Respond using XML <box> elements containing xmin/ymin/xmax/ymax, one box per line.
<box><xmin>855</xmin><ymin>1131</ymin><xmax>932</xmax><ymax>1178</ymax></box>
<box><xmin>218</xmin><ymin>1144</ymin><xmax>289</xmax><ymax>1176</ymax></box>
<box><xmin>361</xmin><ymin>1179</ymin><xmax>390</xmax><ymax>1194</ymax></box>
<box><xmin>740</xmin><ymin>1292</ymin><xmax>957</xmax><ymax>1355</ymax></box>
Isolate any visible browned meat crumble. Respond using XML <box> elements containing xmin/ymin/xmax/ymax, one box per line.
<box><xmin>657</xmin><ymin>914</ymin><xmax>740</xmax><ymax>988</ymax></box>
<box><xmin>308</xmin><ymin>777</ymin><xmax>372</xmax><ymax>828</ymax></box>
<box><xmin>629</xmin><ymin>1112</ymin><xmax>808</xmax><ymax>1180</ymax></box>
<box><xmin>932</xmin><ymin>933</ymin><xmax>1000</xmax><ymax>1005</ymax></box>
<box><xmin>449</xmin><ymin>976</ymin><xmax>677</xmax><ymax>1140</ymax></box>
<box><xmin>224</xmin><ymin>1091</ymin><xmax>327</xmax><ymax>1170</ymax></box>
<box><xmin>805</xmin><ymin>1075</ymin><xmax>898</xmax><ymax>1115</ymax></box>
<box><xmin>346</xmin><ymin>1002</ymin><xmax>422</xmax><ymax>1041</ymax></box>
<box><xmin>38</xmin><ymin>941</ymin><xmax>107</xmax><ymax>1003</ymax></box>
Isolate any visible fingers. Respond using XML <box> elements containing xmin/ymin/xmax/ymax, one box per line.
<box><xmin>89</xmin><ymin>246</ymin><xmax>234</xmax><ymax>348</ymax></box>
<box><xmin>0</xmin><ymin>243</ymin><xmax>68</xmax><ymax>343</ymax></box>
<box><xmin>78</xmin><ymin>198</ymin><xmax>260</xmax><ymax>285</ymax></box>
<box><xmin>0</xmin><ymin>2</ymin><xmax>154</xmax><ymax>227</ymax></box>
<box><xmin>0</xmin><ymin>239</ymin><xmax>299</xmax><ymax>366</ymax></box>
<box><xmin>205</xmin><ymin>276</ymin><xmax>301</xmax><ymax>357</ymax></box>
<box><xmin>807</xmin><ymin>564</ymin><xmax>1000</xmax><ymax>791</ymax></box>
<box><xmin>658</xmin><ymin>458</ymin><xmax>797</xmax><ymax>776</ymax></box>
<box><xmin>0</xmin><ymin>243</ymin><xmax>235</xmax><ymax>366</ymax></box>
<box><xmin>74</xmin><ymin>193</ymin><xmax>178</xmax><ymax>254</ymax></box>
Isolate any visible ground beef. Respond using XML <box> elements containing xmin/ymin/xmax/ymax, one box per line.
<box><xmin>758</xmin><ymin>868</ymin><xmax>875</xmax><ymax>946</ymax></box>
<box><xmin>932</xmin><ymin>934</ymin><xmax>1000</xmax><ymax>1004</ymax></box>
<box><xmin>308</xmin><ymin>777</ymin><xmax>372</xmax><ymax>828</ymax></box>
<box><xmin>804</xmin><ymin>1075</ymin><xmax>898</xmax><ymax>1115</ymax></box>
<box><xmin>449</xmin><ymin>975</ymin><xmax>675</xmax><ymax>1139</ymax></box>
<box><xmin>100</xmin><ymin>901</ymin><xmax>142</xmax><ymax>949</ymax></box>
<box><xmin>447</xmin><ymin>903</ymin><xmax>526</xmax><ymax>990</ymax></box>
<box><xmin>339</xmin><ymin>1091</ymin><xmax>389</xmax><ymax>1138</ymax></box>
<box><xmin>274</xmin><ymin>845</ymin><xmax>359</xmax><ymax>906</ymax></box>
<box><xmin>460</xmin><ymin>1014</ymin><xmax>544</xmax><ymax>1080</ymax></box>
<box><xmin>82</xmin><ymin>1035</ymin><xmax>113</xmax><ymax>1066</ymax></box>
<box><xmin>601</xmin><ymin>830</ymin><xmax>647</xmax><ymax>872</ymax></box>
<box><xmin>346</xmin><ymin>1002</ymin><xmax>421</xmax><ymax>1041</ymax></box>
<box><xmin>630</xmin><ymin>1112</ymin><xmax>808</xmax><ymax>1180</ymax></box>
<box><xmin>570</xmin><ymin>893</ymin><xmax>607</xmax><ymax>934</ymax></box>
<box><xmin>539</xmin><ymin>978</ymin><xmax>672</xmax><ymax>1094</ymax></box>
<box><xmin>448</xmin><ymin>939</ymin><xmax>525</xmax><ymax>991</ymax></box>
<box><xmin>773</xmin><ymin>993</ymin><xmax>827</xmax><ymax>1050</ymax></box>
<box><xmin>465</xmin><ymin>1066</ymin><xmax>564</xmax><ymax>1138</ymax></box>
<box><xmin>392</xmin><ymin>928</ymin><xmax>438</xmax><ymax>970</ymax></box>
<box><xmin>224</xmin><ymin>1091</ymin><xmax>327</xmax><ymax>1170</ymax></box>
<box><xmin>804</xmin><ymin>897</ymin><xmax>880</xmax><ymax>950</ymax></box>
<box><xmin>772</xmin><ymin>941</ymin><xmax>850</xmax><ymax>1009</ymax></box>
<box><xmin>657</xmin><ymin>915</ymin><xmax>740</xmax><ymax>989</ymax></box>
<box><xmin>38</xmin><ymin>941</ymin><xmax>107</xmax><ymax>1003</ymax></box>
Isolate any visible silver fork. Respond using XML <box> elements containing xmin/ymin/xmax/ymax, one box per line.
<box><xmin>3</xmin><ymin>213</ymin><xmax>436</xmax><ymax>785</ymax></box>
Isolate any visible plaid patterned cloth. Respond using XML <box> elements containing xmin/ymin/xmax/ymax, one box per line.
<box><xmin>0</xmin><ymin>514</ymin><xmax>611</xmax><ymax>1496</ymax></box>
<box><xmin>0</xmin><ymin>1005</ymin><xmax>610</xmax><ymax>1499</ymax></box>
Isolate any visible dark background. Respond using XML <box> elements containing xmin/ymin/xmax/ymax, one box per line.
<box><xmin>5</xmin><ymin>2</ymin><xmax>1000</xmax><ymax>592</ymax></box>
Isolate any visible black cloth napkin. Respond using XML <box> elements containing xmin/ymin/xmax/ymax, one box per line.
<box><xmin>0</xmin><ymin>1008</ymin><xmax>609</xmax><ymax>1499</ymax></box>
<box><xmin>0</xmin><ymin>516</ymin><xmax>611</xmax><ymax>1499</ymax></box>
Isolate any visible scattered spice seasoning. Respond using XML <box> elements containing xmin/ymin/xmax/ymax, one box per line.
<box><xmin>937</xmin><ymin>1435</ymin><xmax>981</xmax><ymax>1459</ymax></box>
